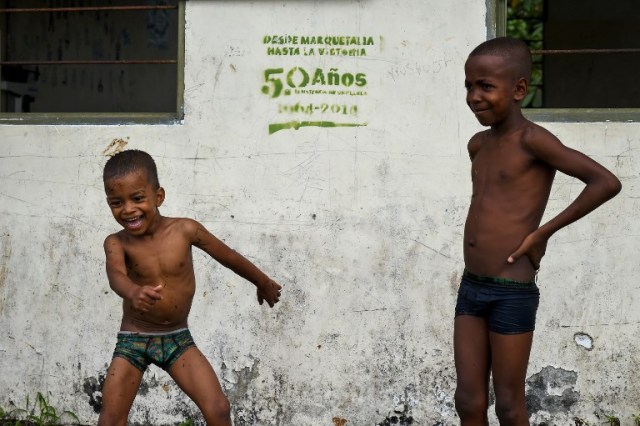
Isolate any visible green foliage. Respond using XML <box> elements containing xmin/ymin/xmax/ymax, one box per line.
<box><xmin>0</xmin><ymin>393</ymin><xmax>79</xmax><ymax>426</ymax></box>
<box><xmin>573</xmin><ymin>414</ymin><xmax>640</xmax><ymax>426</ymax></box>
<box><xmin>506</xmin><ymin>0</ymin><xmax>543</xmax><ymax>40</ymax></box>
<box><xmin>506</xmin><ymin>19</ymin><xmax>543</xmax><ymax>42</ymax></box>
<box><xmin>507</xmin><ymin>0</ymin><xmax>543</xmax><ymax>19</ymax></box>
<box><xmin>604</xmin><ymin>415</ymin><xmax>621</xmax><ymax>426</ymax></box>
<box><xmin>178</xmin><ymin>420</ymin><xmax>195</xmax><ymax>426</ymax></box>
<box><xmin>506</xmin><ymin>0</ymin><xmax>544</xmax><ymax>108</ymax></box>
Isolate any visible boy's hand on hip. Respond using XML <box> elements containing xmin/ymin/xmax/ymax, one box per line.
<box><xmin>257</xmin><ymin>278</ymin><xmax>282</xmax><ymax>308</ymax></box>
<box><xmin>131</xmin><ymin>284</ymin><xmax>163</xmax><ymax>313</ymax></box>
<box><xmin>507</xmin><ymin>232</ymin><xmax>548</xmax><ymax>271</ymax></box>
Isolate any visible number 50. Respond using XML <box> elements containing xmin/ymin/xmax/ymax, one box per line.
<box><xmin>262</xmin><ymin>67</ymin><xmax>310</xmax><ymax>99</ymax></box>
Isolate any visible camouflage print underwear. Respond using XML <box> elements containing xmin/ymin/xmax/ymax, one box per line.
<box><xmin>112</xmin><ymin>328</ymin><xmax>196</xmax><ymax>372</ymax></box>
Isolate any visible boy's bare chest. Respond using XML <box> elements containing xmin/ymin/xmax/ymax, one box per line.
<box><xmin>471</xmin><ymin>142</ymin><xmax>532</xmax><ymax>185</ymax></box>
<box><xmin>123</xmin><ymin>236</ymin><xmax>193</xmax><ymax>281</ymax></box>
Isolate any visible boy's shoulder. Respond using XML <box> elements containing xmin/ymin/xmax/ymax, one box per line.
<box><xmin>519</xmin><ymin>119</ymin><xmax>555</xmax><ymax>141</ymax></box>
<box><xmin>166</xmin><ymin>216</ymin><xmax>201</xmax><ymax>230</ymax></box>
<box><xmin>516</xmin><ymin>120</ymin><xmax>566</xmax><ymax>158</ymax></box>
<box><xmin>103</xmin><ymin>217</ymin><xmax>202</xmax><ymax>245</ymax></box>
<box><xmin>104</xmin><ymin>229</ymin><xmax>126</xmax><ymax>244</ymax></box>
<box><xmin>468</xmin><ymin>120</ymin><xmax>557</xmax><ymax>151</ymax></box>
<box><xmin>159</xmin><ymin>217</ymin><xmax>215</xmax><ymax>243</ymax></box>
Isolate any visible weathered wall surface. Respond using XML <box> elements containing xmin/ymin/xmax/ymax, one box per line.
<box><xmin>0</xmin><ymin>1</ymin><xmax>638</xmax><ymax>425</ymax></box>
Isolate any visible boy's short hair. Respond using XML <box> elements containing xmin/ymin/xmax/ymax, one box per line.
<box><xmin>468</xmin><ymin>37</ymin><xmax>532</xmax><ymax>83</ymax></box>
<box><xmin>103</xmin><ymin>149</ymin><xmax>160</xmax><ymax>189</ymax></box>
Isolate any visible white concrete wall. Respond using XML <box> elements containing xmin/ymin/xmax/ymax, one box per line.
<box><xmin>0</xmin><ymin>1</ymin><xmax>638</xmax><ymax>425</ymax></box>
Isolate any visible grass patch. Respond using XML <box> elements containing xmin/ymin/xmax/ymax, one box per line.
<box><xmin>0</xmin><ymin>393</ymin><xmax>79</xmax><ymax>426</ymax></box>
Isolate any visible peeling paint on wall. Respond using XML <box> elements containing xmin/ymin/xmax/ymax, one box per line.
<box><xmin>377</xmin><ymin>385</ymin><xmax>416</xmax><ymax>426</ymax></box>
<box><xmin>526</xmin><ymin>366</ymin><xmax>580</xmax><ymax>415</ymax></box>
<box><xmin>377</xmin><ymin>410</ymin><xmax>414</xmax><ymax>426</ymax></box>
<box><xmin>574</xmin><ymin>333</ymin><xmax>593</xmax><ymax>350</ymax></box>
<box><xmin>83</xmin><ymin>372</ymin><xmax>105</xmax><ymax>414</ymax></box>
<box><xmin>219</xmin><ymin>358</ymin><xmax>286</xmax><ymax>425</ymax></box>
<box><xmin>102</xmin><ymin>138</ymin><xmax>129</xmax><ymax>157</ymax></box>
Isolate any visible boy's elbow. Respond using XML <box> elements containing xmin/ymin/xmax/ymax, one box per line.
<box><xmin>609</xmin><ymin>175</ymin><xmax>622</xmax><ymax>197</ymax></box>
<box><xmin>603</xmin><ymin>174</ymin><xmax>622</xmax><ymax>199</ymax></box>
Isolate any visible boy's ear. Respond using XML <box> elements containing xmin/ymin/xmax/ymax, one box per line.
<box><xmin>514</xmin><ymin>77</ymin><xmax>528</xmax><ymax>102</ymax></box>
<box><xmin>156</xmin><ymin>187</ymin><xmax>166</xmax><ymax>207</ymax></box>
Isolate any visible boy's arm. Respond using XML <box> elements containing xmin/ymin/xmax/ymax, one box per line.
<box><xmin>508</xmin><ymin>127</ymin><xmax>622</xmax><ymax>267</ymax></box>
<box><xmin>185</xmin><ymin>219</ymin><xmax>282</xmax><ymax>307</ymax></box>
<box><xmin>103</xmin><ymin>234</ymin><xmax>163</xmax><ymax>312</ymax></box>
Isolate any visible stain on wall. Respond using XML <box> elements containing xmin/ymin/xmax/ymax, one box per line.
<box><xmin>332</xmin><ymin>416</ymin><xmax>348</xmax><ymax>426</ymax></box>
<box><xmin>0</xmin><ymin>233</ymin><xmax>11</xmax><ymax>314</ymax></box>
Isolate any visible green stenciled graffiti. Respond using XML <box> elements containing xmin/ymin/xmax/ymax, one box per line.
<box><xmin>264</xmin><ymin>35</ymin><xmax>376</xmax><ymax>57</ymax></box>
<box><xmin>263</xmin><ymin>35</ymin><xmax>374</xmax><ymax>46</ymax></box>
<box><xmin>267</xmin><ymin>46</ymin><xmax>367</xmax><ymax>57</ymax></box>
<box><xmin>262</xmin><ymin>35</ymin><xmax>374</xmax><ymax>134</ymax></box>
<box><xmin>278</xmin><ymin>102</ymin><xmax>358</xmax><ymax>116</ymax></box>
<box><xmin>262</xmin><ymin>67</ymin><xmax>367</xmax><ymax>99</ymax></box>
<box><xmin>269</xmin><ymin>121</ymin><xmax>367</xmax><ymax>135</ymax></box>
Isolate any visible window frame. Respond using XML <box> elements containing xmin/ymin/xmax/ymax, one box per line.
<box><xmin>0</xmin><ymin>1</ymin><xmax>185</xmax><ymax>125</ymax></box>
<box><xmin>488</xmin><ymin>0</ymin><xmax>640</xmax><ymax>122</ymax></box>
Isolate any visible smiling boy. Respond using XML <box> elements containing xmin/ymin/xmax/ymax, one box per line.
<box><xmin>99</xmin><ymin>150</ymin><xmax>282</xmax><ymax>426</ymax></box>
<box><xmin>454</xmin><ymin>37</ymin><xmax>621</xmax><ymax>425</ymax></box>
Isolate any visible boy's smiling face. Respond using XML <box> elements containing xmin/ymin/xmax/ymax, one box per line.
<box><xmin>104</xmin><ymin>170</ymin><xmax>165</xmax><ymax>236</ymax></box>
<box><xmin>464</xmin><ymin>54</ymin><xmax>527</xmax><ymax>127</ymax></box>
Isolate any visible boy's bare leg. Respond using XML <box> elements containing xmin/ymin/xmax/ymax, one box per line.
<box><xmin>489</xmin><ymin>331</ymin><xmax>533</xmax><ymax>426</ymax></box>
<box><xmin>454</xmin><ymin>315</ymin><xmax>491</xmax><ymax>426</ymax></box>
<box><xmin>169</xmin><ymin>347</ymin><xmax>231</xmax><ymax>426</ymax></box>
<box><xmin>98</xmin><ymin>357</ymin><xmax>144</xmax><ymax>426</ymax></box>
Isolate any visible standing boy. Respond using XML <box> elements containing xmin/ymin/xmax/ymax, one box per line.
<box><xmin>99</xmin><ymin>149</ymin><xmax>282</xmax><ymax>426</ymax></box>
<box><xmin>454</xmin><ymin>37</ymin><xmax>621</xmax><ymax>425</ymax></box>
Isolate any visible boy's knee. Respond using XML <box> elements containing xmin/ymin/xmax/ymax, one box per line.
<box><xmin>454</xmin><ymin>388</ymin><xmax>488</xmax><ymax>419</ymax></box>
<box><xmin>494</xmin><ymin>398</ymin><xmax>528</xmax><ymax>424</ymax></box>
<box><xmin>203</xmin><ymin>396</ymin><xmax>231</xmax><ymax>422</ymax></box>
<box><xmin>216</xmin><ymin>397</ymin><xmax>231</xmax><ymax>419</ymax></box>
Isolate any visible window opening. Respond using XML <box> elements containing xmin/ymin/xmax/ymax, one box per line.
<box><xmin>0</xmin><ymin>0</ymin><xmax>183</xmax><ymax>123</ymax></box>
<box><xmin>501</xmin><ymin>0</ymin><xmax>640</xmax><ymax>119</ymax></box>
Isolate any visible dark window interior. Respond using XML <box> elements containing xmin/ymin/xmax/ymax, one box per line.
<box><xmin>0</xmin><ymin>0</ymin><xmax>179</xmax><ymax>114</ymax></box>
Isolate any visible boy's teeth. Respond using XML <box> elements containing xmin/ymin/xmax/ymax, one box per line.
<box><xmin>126</xmin><ymin>217</ymin><xmax>143</xmax><ymax>228</ymax></box>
